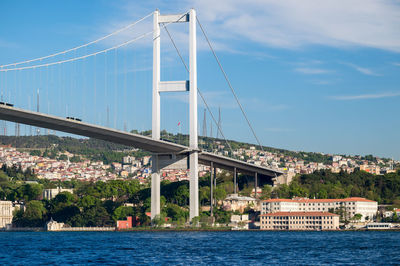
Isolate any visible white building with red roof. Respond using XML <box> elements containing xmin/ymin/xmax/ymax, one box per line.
<box><xmin>262</xmin><ymin>197</ymin><xmax>377</xmax><ymax>222</ymax></box>
<box><xmin>260</xmin><ymin>211</ymin><xmax>339</xmax><ymax>230</ymax></box>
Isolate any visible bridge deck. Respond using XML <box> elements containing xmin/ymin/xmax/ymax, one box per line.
<box><xmin>0</xmin><ymin>105</ymin><xmax>282</xmax><ymax>178</ymax></box>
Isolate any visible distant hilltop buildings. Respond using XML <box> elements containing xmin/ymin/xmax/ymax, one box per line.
<box><xmin>0</xmin><ymin>141</ymin><xmax>398</xmax><ymax>185</ymax></box>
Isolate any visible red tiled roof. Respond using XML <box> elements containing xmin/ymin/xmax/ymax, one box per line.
<box><xmin>263</xmin><ymin>197</ymin><xmax>375</xmax><ymax>203</ymax></box>
<box><xmin>263</xmin><ymin>199</ymin><xmax>294</xmax><ymax>202</ymax></box>
<box><xmin>261</xmin><ymin>212</ymin><xmax>339</xmax><ymax>217</ymax></box>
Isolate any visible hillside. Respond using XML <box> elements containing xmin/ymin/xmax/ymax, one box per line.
<box><xmin>0</xmin><ymin>133</ymin><xmax>394</xmax><ymax>166</ymax></box>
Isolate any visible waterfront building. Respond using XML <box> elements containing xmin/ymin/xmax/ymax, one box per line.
<box><xmin>366</xmin><ymin>222</ymin><xmax>393</xmax><ymax>230</ymax></box>
<box><xmin>260</xmin><ymin>212</ymin><xmax>339</xmax><ymax>230</ymax></box>
<box><xmin>46</xmin><ymin>218</ymin><xmax>65</xmax><ymax>231</ymax></box>
<box><xmin>117</xmin><ymin>216</ymin><xmax>133</xmax><ymax>230</ymax></box>
<box><xmin>262</xmin><ymin>197</ymin><xmax>377</xmax><ymax>222</ymax></box>
<box><xmin>222</xmin><ymin>194</ymin><xmax>257</xmax><ymax>213</ymax></box>
<box><xmin>230</xmin><ymin>214</ymin><xmax>250</xmax><ymax>230</ymax></box>
<box><xmin>0</xmin><ymin>201</ymin><xmax>13</xmax><ymax>229</ymax></box>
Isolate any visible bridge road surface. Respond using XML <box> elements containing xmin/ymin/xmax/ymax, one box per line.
<box><xmin>0</xmin><ymin>105</ymin><xmax>282</xmax><ymax>179</ymax></box>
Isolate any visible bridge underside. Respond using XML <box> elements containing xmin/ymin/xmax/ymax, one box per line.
<box><xmin>0</xmin><ymin>105</ymin><xmax>282</xmax><ymax>179</ymax></box>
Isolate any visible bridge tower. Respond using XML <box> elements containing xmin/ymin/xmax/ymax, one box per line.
<box><xmin>151</xmin><ymin>9</ymin><xmax>199</xmax><ymax>221</ymax></box>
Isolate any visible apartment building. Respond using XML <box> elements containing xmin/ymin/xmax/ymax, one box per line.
<box><xmin>262</xmin><ymin>197</ymin><xmax>377</xmax><ymax>222</ymax></box>
<box><xmin>260</xmin><ymin>212</ymin><xmax>339</xmax><ymax>230</ymax></box>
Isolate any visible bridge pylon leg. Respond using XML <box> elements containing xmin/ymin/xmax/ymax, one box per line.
<box><xmin>188</xmin><ymin>9</ymin><xmax>199</xmax><ymax>221</ymax></box>
<box><xmin>189</xmin><ymin>152</ymin><xmax>199</xmax><ymax>220</ymax></box>
<box><xmin>151</xmin><ymin>155</ymin><xmax>160</xmax><ymax>221</ymax></box>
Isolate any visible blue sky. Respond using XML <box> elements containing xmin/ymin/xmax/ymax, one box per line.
<box><xmin>0</xmin><ymin>0</ymin><xmax>400</xmax><ymax>159</ymax></box>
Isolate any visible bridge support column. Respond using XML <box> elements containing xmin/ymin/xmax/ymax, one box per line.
<box><xmin>210</xmin><ymin>162</ymin><xmax>214</xmax><ymax>217</ymax></box>
<box><xmin>213</xmin><ymin>167</ymin><xmax>217</xmax><ymax>206</ymax></box>
<box><xmin>254</xmin><ymin>172</ymin><xmax>258</xmax><ymax>198</ymax></box>
<box><xmin>151</xmin><ymin>155</ymin><xmax>160</xmax><ymax>221</ymax></box>
<box><xmin>234</xmin><ymin>167</ymin><xmax>237</xmax><ymax>194</ymax></box>
<box><xmin>189</xmin><ymin>152</ymin><xmax>199</xmax><ymax>220</ymax></box>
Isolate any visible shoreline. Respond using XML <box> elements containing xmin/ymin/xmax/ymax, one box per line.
<box><xmin>3</xmin><ymin>228</ymin><xmax>400</xmax><ymax>232</ymax></box>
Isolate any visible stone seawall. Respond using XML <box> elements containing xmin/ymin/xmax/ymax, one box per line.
<box><xmin>49</xmin><ymin>227</ymin><xmax>115</xmax><ymax>232</ymax></box>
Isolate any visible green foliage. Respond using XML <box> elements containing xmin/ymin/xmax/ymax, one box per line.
<box><xmin>82</xmin><ymin>205</ymin><xmax>113</xmax><ymax>227</ymax></box>
<box><xmin>273</xmin><ymin>170</ymin><xmax>400</xmax><ymax>204</ymax></box>
<box><xmin>58</xmin><ymin>154</ymin><xmax>68</xmax><ymax>161</ymax></box>
<box><xmin>259</xmin><ymin>184</ymin><xmax>272</xmax><ymax>200</ymax></box>
<box><xmin>164</xmin><ymin>203</ymin><xmax>188</xmax><ymax>222</ymax></box>
<box><xmin>0</xmin><ymin>135</ymin><xmax>151</xmax><ymax>164</ymax></box>
<box><xmin>214</xmin><ymin>186</ymin><xmax>227</xmax><ymax>201</ymax></box>
<box><xmin>70</xmin><ymin>155</ymin><xmax>82</xmax><ymax>163</ymax></box>
<box><xmin>213</xmin><ymin>208</ymin><xmax>232</xmax><ymax>224</ymax></box>
<box><xmin>13</xmin><ymin>200</ymin><xmax>47</xmax><ymax>227</ymax></box>
<box><xmin>113</xmin><ymin>206</ymin><xmax>135</xmax><ymax>221</ymax></box>
<box><xmin>29</xmin><ymin>150</ymin><xmax>42</xmax><ymax>156</ymax></box>
<box><xmin>352</xmin><ymin>213</ymin><xmax>362</xmax><ymax>221</ymax></box>
<box><xmin>174</xmin><ymin>185</ymin><xmax>189</xmax><ymax>206</ymax></box>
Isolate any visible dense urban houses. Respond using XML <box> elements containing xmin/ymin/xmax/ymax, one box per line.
<box><xmin>1</xmin><ymin>140</ymin><xmax>399</xmax><ymax>186</ymax></box>
<box><xmin>262</xmin><ymin>197</ymin><xmax>378</xmax><ymax>222</ymax></box>
<box><xmin>260</xmin><ymin>212</ymin><xmax>340</xmax><ymax>230</ymax></box>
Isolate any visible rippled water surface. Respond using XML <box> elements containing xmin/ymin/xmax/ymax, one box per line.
<box><xmin>0</xmin><ymin>231</ymin><xmax>399</xmax><ymax>265</ymax></box>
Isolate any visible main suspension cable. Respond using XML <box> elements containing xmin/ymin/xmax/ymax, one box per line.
<box><xmin>197</xmin><ymin>16</ymin><xmax>265</xmax><ymax>152</ymax></box>
<box><xmin>0</xmin><ymin>12</ymin><xmax>153</xmax><ymax>68</ymax></box>
<box><xmin>0</xmin><ymin>13</ymin><xmax>189</xmax><ymax>72</ymax></box>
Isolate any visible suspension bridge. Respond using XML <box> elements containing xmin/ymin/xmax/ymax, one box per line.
<box><xmin>0</xmin><ymin>9</ymin><xmax>282</xmax><ymax>221</ymax></box>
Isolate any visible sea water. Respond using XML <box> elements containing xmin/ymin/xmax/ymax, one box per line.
<box><xmin>0</xmin><ymin>231</ymin><xmax>399</xmax><ymax>265</ymax></box>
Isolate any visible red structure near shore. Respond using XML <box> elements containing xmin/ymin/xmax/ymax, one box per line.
<box><xmin>117</xmin><ymin>216</ymin><xmax>133</xmax><ymax>230</ymax></box>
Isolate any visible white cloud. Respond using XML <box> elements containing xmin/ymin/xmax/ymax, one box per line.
<box><xmin>342</xmin><ymin>62</ymin><xmax>380</xmax><ymax>76</ymax></box>
<box><xmin>295</xmin><ymin>68</ymin><xmax>331</xmax><ymax>75</ymax></box>
<box><xmin>393</xmin><ymin>62</ymin><xmax>400</xmax><ymax>66</ymax></box>
<box><xmin>96</xmin><ymin>0</ymin><xmax>400</xmax><ymax>56</ymax></box>
<box><xmin>191</xmin><ymin>0</ymin><xmax>400</xmax><ymax>52</ymax></box>
<box><xmin>330</xmin><ymin>92</ymin><xmax>400</xmax><ymax>100</ymax></box>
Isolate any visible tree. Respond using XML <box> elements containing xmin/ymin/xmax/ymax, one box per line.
<box><xmin>58</xmin><ymin>154</ymin><xmax>68</xmax><ymax>161</ymax></box>
<box><xmin>30</xmin><ymin>150</ymin><xmax>42</xmax><ymax>156</ymax></box>
<box><xmin>199</xmin><ymin>186</ymin><xmax>210</xmax><ymax>206</ymax></box>
<box><xmin>52</xmin><ymin>191</ymin><xmax>76</xmax><ymax>205</ymax></box>
<box><xmin>18</xmin><ymin>183</ymin><xmax>43</xmax><ymax>201</ymax></box>
<box><xmin>260</xmin><ymin>185</ymin><xmax>272</xmax><ymax>200</ymax></box>
<box><xmin>352</xmin><ymin>213</ymin><xmax>362</xmax><ymax>221</ymax></box>
<box><xmin>214</xmin><ymin>186</ymin><xmax>227</xmax><ymax>202</ymax></box>
<box><xmin>165</xmin><ymin>203</ymin><xmax>188</xmax><ymax>222</ymax></box>
<box><xmin>152</xmin><ymin>214</ymin><xmax>166</xmax><ymax>227</ymax></box>
<box><xmin>53</xmin><ymin>205</ymin><xmax>81</xmax><ymax>224</ymax></box>
<box><xmin>113</xmin><ymin>206</ymin><xmax>135</xmax><ymax>221</ymax></box>
<box><xmin>175</xmin><ymin>185</ymin><xmax>189</xmax><ymax>206</ymax></box>
<box><xmin>70</xmin><ymin>156</ymin><xmax>82</xmax><ymax>163</ymax></box>
<box><xmin>13</xmin><ymin>200</ymin><xmax>47</xmax><ymax>227</ymax></box>
<box><xmin>82</xmin><ymin>205</ymin><xmax>113</xmax><ymax>227</ymax></box>
<box><xmin>274</xmin><ymin>184</ymin><xmax>290</xmax><ymax>198</ymax></box>
<box><xmin>79</xmin><ymin>195</ymin><xmax>100</xmax><ymax>209</ymax></box>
